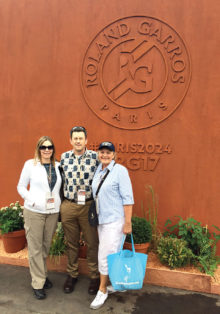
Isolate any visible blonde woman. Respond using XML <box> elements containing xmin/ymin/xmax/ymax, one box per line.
<box><xmin>17</xmin><ymin>136</ymin><xmax>62</xmax><ymax>300</ymax></box>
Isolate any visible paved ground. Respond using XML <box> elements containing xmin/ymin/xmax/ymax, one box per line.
<box><xmin>0</xmin><ymin>264</ymin><xmax>220</xmax><ymax>314</ymax></box>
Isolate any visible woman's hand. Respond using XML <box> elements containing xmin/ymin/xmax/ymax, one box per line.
<box><xmin>123</xmin><ymin>222</ymin><xmax>132</xmax><ymax>234</ymax></box>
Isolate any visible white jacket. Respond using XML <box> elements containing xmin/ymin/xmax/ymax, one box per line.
<box><xmin>17</xmin><ymin>159</ymin><xmax>62</xmax><ymax>214</ymax></box>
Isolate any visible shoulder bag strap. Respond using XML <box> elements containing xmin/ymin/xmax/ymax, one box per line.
<box><xmin>95</xmin><ymin>169</ymin><xmax>110</xmax><ymax>197</ymax></box>
<box><xmin>95</xmin><ymin>162</ymin><xmax>116</xmax><ymax>197</ymax></box>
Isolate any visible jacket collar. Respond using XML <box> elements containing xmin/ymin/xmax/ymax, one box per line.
<box><xmin>98</xmin><ymin>160</ymin><xmax>115</xmax><ymax>173</ymax></box>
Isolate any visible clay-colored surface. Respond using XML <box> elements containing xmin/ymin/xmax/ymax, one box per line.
<box><xmin>0</xmin><ymin>0</ymin><xmax>219</xmax><ymax>254</ymax></box>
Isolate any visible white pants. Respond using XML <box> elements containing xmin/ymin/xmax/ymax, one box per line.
<box><xmin>97</xmin><ymin>218</ymin><xmax>124</xmax><ymax>275</ymax></box>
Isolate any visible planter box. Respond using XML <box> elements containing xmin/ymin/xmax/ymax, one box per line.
<box><xmin>46</xmin><ymin>255</ymin><xmax>89</xmax><ymax>275</ymax></box>
<box><xmin>145</xmin><ymin>267</ymin><xmax>212</xmax><ymax>294</ymax></box>
<box><xmin>0</xmin><ymin>239</ymin><xmax>219</xmax><ymax>295</ymax></box>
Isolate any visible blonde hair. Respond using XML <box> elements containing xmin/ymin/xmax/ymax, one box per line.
<box><xmin>34</xmin><ymin>136</ymin><xmax>56</xmax><ymax>166</ymax></box>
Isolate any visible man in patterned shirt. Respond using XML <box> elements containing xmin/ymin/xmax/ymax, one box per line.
<box><xmin>60</xmin><ymin>126</ymin><xmax>100</xmax><ymax>295</ymax></box>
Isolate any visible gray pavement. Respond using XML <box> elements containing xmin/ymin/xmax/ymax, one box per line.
<box><xmin>0</xmin><ymin>264</ymin><xmax>220</xmax><ymax>314</ymax></box>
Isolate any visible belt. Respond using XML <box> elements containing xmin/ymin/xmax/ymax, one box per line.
<box><xmin>64</xmin><ymin>197</ymin><xmax>93</xmax><ymax>203</ymax></box>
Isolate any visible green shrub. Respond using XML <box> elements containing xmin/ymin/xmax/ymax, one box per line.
<box><xmin>163</xmin><ymin>216</ymin><xmax>220</xmax><ymax>276</ymax></box>
<box><xmin>192</xmin><ymin>236</ymin><xmax>220</xmax><ymax>276</ymax></box>
<box><xmin>157</xmin><ymin>237</ymin><xmax>193</xmax><ymax>269</ymax></box>
<box><xmin>126</xmin><ymin>216</ymin><xmax>152</xmax><ymax>244</ymax></box>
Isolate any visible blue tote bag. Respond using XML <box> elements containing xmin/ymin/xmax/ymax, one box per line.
<box><xmin>107</xmin><ymin>234</ymin><xmax>148</xmax><ymax>290</ymax></box>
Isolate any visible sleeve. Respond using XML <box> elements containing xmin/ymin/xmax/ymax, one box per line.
<box><xmin>118</xmin><ymin>166</ymin><xmax>134</xmax><ymax>205</ymax></box>
<box><xmin>17</xmin><ymin>160</ymin><xmax>35</xmax><ymax>205</ymax></box>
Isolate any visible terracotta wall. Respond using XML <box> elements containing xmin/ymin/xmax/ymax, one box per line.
<box><xmin>0</xmin><ymin>0</ymin><xmax>219</xmax><ymax>250</ymax></box>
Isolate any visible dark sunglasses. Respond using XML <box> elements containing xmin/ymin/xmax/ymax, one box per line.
<box><xmin>39</xmin><ymin>145</ymin><xmax>54</xmax><ymax>150</ymax></box>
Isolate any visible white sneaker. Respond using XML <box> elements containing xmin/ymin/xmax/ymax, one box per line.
<box><xmin>107</xmin><ymin>285</ymin><xmax>127</xmax><ymax>294</ymax></box>
<box><xmin>90</xmin><ymin>290</ymin><xmax>108</xmax><ymax>310</ymax></box>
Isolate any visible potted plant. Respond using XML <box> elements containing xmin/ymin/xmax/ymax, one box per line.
<box><xmin>0</xmin><ymin>201</ymin><xmax>26</xmax><ymax>253</ymax></box>
<box><xmin>124</xmin><ymin>216</ymin><xmax>152</xmax><ymax>253</ymax></box>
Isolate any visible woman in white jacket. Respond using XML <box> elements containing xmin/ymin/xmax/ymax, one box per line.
<box><xmin>17</xmin><ymin>136</ymin><xmax>62</xmax><ymax>300</ymax></box>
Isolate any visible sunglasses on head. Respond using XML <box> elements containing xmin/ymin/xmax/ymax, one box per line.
<box><xmin>39</xmin><ymin>145</ymin><xmax>54</xmax><ymax>150</ymax></box>
<box><xmin>72</xmin><ymin>126</ymin><xmax>86</xmax><ymax>132</ymax></box>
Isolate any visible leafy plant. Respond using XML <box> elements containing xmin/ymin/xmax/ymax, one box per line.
<box><xmin>157</xmin><ymin>237</ymin><xmax>193</xmax><ymax>269</ymax></box>
<box><xmin>142</xmin><ymin>185</ymin><xmax>160</xmax><ymax>250</ymax></box>
<box><xmin>49</xmin><ymin>225</ymin><xmax>87</xmax><ymax>263</ymax></box>
<box><xmin>49</xmin><ymin>222</ymin><xmax>66</xmax><ymax>263</ymax></box>
<box><xmin>163</xmin><ymin>216</ymin><xmax>220</xmax><ymax>276</ymax></box>
<box><xmin>0</xmin><ymin>202</ymin><xmax>24</xmax><ymax>234</ymax></box>
<box><xmin>126</xmin><ymin>216</ymin><xmax>152</xmax><ymax>244</ymax></box>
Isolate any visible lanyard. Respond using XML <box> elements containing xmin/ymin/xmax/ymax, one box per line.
<box><xmin>45</xmin><ymin>164</ymin><xmax>52</xmax><ymax>192</ymax></box>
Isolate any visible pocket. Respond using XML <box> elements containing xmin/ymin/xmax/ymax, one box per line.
<box><xmin>24</xmin><ymin>224</ymin><xmax>30</xmax><ymax>238</ymax></box>
<box><xmin>26</xmin><ymin>199</ymin><xmax>43</xmax><ymax>210</ymax></box>
<box><xmin>23</xmin><ymin>212</ymin><xmax>31</xmax><ymax>238</ymax></box>
<box><xmin>112</xmin><ymin>183</ymin><xmax>119</xmax><ymax>191</ymax></box>
<box><xmin>33</xmin><ymin>201</ymin><xmax>44</xmax><ymax>210</ymax></box>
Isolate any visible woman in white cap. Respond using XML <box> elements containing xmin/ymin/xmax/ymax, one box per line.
<box><xmin>90</xmin><ymin>141</ymin><xmax>134</xmax><ymax>310</ymax></box>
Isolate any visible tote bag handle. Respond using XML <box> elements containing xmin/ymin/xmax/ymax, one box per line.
<box><xmin>119</xmin><ymin>233</ymin><xmax>136</xmax><ymax>255</ymax></box>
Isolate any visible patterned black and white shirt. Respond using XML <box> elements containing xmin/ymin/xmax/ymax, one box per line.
<box><xmin>60</xmin><ymin>149</ymin><xmax>99</xmax><ymax>200</ymax></box>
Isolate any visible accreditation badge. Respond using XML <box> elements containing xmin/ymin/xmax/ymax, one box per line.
<box><xmin>77</xmin><ymin>190</ymin><xmax>86</xmax><ymax>205</ymax></box>
<box><xmin>46</xmin><ymin>192</ymin><xmax>55</xmax><ymax>210</ymax></box>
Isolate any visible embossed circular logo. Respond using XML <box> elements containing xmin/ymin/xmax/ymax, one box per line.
<box><xmin>81</xmin><ymin>16</ymin><xmax>191</xmax><ymax>129</ymax></box>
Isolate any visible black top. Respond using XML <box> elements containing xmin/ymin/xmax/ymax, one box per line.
<box><xmin>43</xmin><ymin>163</ymin><xmax>57</xmax><ymax>192</ymax></box>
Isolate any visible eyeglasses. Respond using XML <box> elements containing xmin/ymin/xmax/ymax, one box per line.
<box><xmin>39</xmin><ymin>145</ymin><xmax>54</xmax><ymax>150</ymax></box>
